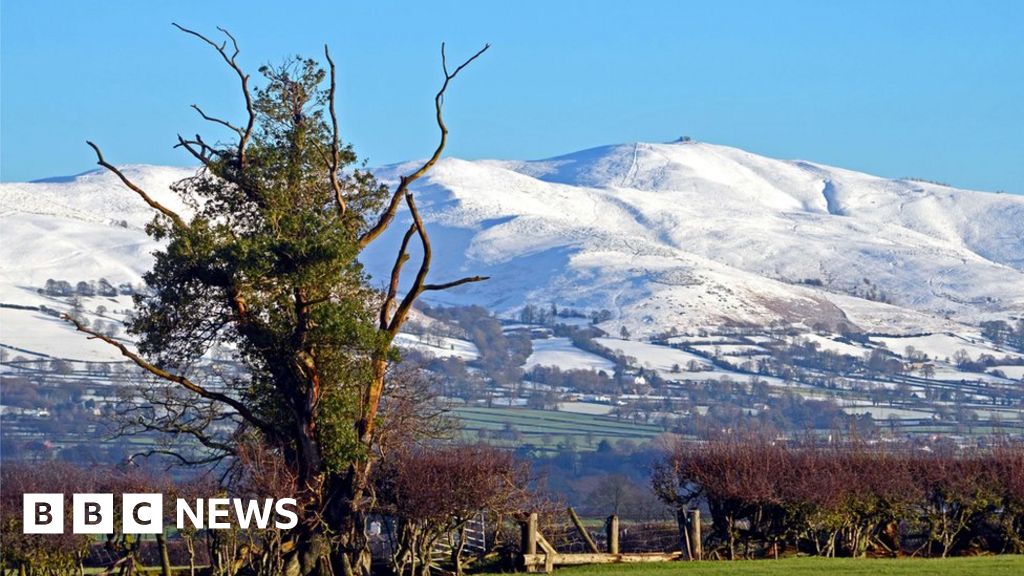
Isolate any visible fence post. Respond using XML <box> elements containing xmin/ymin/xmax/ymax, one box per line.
<box><xmin>568</xmin><ymin>506</ymin><xmax>600</xmax><ymax>553</ymax></box>
<box><xmin>520</xmin><ymin>512</ymin><xmax>539</xmax><ymax>572</ymax></box>
<box><xmin>523</xmin><ymin>512</ymin><xmax>538</xmax><ymax>556</ymax></box>
<box><xmin>606</xmin><ymin>514</ymin><xmax>619</xmax><ymax>555</ymax></box>
<box><xmin>677</xmin><ymin>508</ymin><xmax>691</xmax><ymax>560</ymax></box>
<box><xmin>690</xmin><ymin>509</ymin><xmax>702</xmax><ymax>561</ymax></box>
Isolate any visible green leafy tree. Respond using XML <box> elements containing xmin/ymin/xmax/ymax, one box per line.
<box><xmin>68</xmin><ymin>24</ymin><xmax>488</xmax><ymax>576</ymax></box>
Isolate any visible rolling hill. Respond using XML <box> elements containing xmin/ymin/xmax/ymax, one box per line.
<box><xmin>2</xmin><ymin>140</ymin><xmax>1022</xmax><ymax>347</ymax></box>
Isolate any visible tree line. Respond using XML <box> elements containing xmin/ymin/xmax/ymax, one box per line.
<box><xmin>653</xmin><ymin>438</ymin><xmax>1024</xmax><ymax>559</ymax></box>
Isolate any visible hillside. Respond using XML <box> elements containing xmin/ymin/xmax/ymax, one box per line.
<box><xmin>368</xmin><ymin>140</ymin><xmax>1024</xmax><ymax>337</ymax></box>
<box><xmin>3</xmin><ymin>141</ymin><xmax>1022</xmax><ymax>343</ymax></box>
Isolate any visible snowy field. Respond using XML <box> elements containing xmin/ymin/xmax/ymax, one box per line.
<box><xmin>0</xmin><ymin>307</ymin><xmax>126</xmax><ymax>362</ymax></box>
<box><xmin>990</xmin><ymin>365</ymin><xmax>1024</xmax><ymax>380</ymax></box>
<box><xmin>666</xmin><ymin>370</ymin><xmax>791</xmax><ymax>387</ymax></box>
<box><xmin>796</xmin><ymin>333</ymin><xmax>873</xmax><ymax>357</ymax></box>
<box><xmin>930</xmin><ymin>364</ymin><xmax>1015</xmax><ymax>384</ymax></box>
<box><xmin>393</xmin><ymin>332</ymin><xmax>479</xmax><ymax>361</ymax></box>
<box><xmin>874</xmin><ymin>333</ymin><xmax>1021</xmax><ymax>362</ymax></box>
<box><xmin>593</xmin><ymin>337</ymin><xmax>711</xmax><ymax>374</ymax></box>
<box><xmin>524</xmin><ymin>337</ymin><xmax>616</xmax><ymax>372</ymax></box>
<box><xmin>689</xmin><ymin>343</ymin><xmax>766</xmax><ymax>356</ymax></box>
<box><xmin>838</xmin><ymin>403</ymin><xmax>938</xmax><ymax>420</ymax></box>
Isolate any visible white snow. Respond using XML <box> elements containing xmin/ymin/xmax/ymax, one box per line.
<box><xmin>0</xmin><ymin>307</ymin><xmax>128</xmax><ymax>362</ymax></box>
<box><xmin>873</xmin><ymin>333</ymin><xmax>1021</xmax><ymax>362</ymax></box>
<box><xmin>593</xmin><ymin>337</ymin><xmax>711</xmax><ymax>375</ymax></box>
<box><xmin>370</xmin><ymin>141</ymin><xmax>1024</xmax><ymax>338</ymax></box>
<box><xmin>796</xmin><ymin>333</ymin><xmax>873</xmax><ymax>357</ymax></box>
<box><xmin>393</xmin><ymin>332</ymin><xmax>479</xmax><ymax>361</ymax></box>
<box><xmin>990</xmin><ymin>365</ymin><xmax>1024</xmax><ymax>380</ymax></box>
<box><xmin>689</xmin><ymin>343</ymin><xmax>765</xmax><ymax>356</ymax></box>
<box><xmin>524</xmin><ymin>337</ymin><xmax>616</xmax><ymax>372</ymax></box>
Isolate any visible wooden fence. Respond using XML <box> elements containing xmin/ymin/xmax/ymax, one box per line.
<box><xmin>519</xmin><ymin>509</ymin><xmax>702</xmax><ymax>573</ymax></box>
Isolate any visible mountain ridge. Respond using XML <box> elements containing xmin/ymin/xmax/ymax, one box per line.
<box><xmin>2</xmin><ymin>140</ymin><xmax>1021</xmax><ymax>339</ymax></box>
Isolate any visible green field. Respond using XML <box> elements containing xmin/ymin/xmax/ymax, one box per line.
<box><xmin>453</xmin><ymin>406</ymin><xmax>664</xmax><ymax>451</ymax></box>
<box><xmin>485</xmin><ymin>556</ymin><xmax>1024</xmax><ymax>576</ymax></box>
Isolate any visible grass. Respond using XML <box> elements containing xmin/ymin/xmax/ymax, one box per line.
<box><xmin>452</xmin><ymin>407</ymin><xmax>664</xmax><ymax>452</ymax></box>
<box><xmin>483</xmin><ymin>555</ymin><xmax>1024</xmax><ymax>576</ymax></box>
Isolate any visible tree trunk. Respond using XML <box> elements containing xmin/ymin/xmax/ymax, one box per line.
<box><xmin>157</xmin><ymin>533</ymin><xmax>173</xmax><ymax>576</ymax></box>
<box><xmin>185</xmin><ymin>536</ymin><xmax>196</xmax><ymax>576</ymax></box>
<box><xmin>328</xmin><ymin>477</ymin><xmax>372</xmax><ymax>576</ymax></box>
<box><xmin>281</xmin><ymin>526</ymin><xmax>330</xmax><ymax>576</ymax></box>
<box><xmin>728</xmin><ymin>513</ymin><xmax>736</xmax><ymax>560</ymax></box>
<box><xmin>453</xmin><ymin>523</ymin><xmax>468</xmax><ymax>576</ymax></box>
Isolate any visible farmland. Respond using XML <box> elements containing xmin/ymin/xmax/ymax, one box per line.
<box><xmin>453</xmin><ymin>406</ymin><xmax>664</xmax><ymax>452</ymax></box>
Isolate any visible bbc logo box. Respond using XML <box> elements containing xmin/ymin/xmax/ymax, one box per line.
<box><xmin>23</xmin><ymin>494</ymin><xmax>63</xmax><ymax>534</ymax></box>
<box><xmin>23</xmin><ymin>493</ymin><xmax>160</xmax><ymax>534</ymax></box>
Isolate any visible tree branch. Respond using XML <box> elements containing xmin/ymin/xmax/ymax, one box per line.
<box><xmin>129</xmin><ymin>449</ymin><xmax>227</xmax><ymax>467</ymax></box>
<box><xmin>190</xmin><ymin>104</ymin><xmax>244</xmax><ymax>136</ymax></box>
<box><xmin>172</xmin><ymin>23</ymin><xmax>255</xmax><ymax>167</ymax></box>
<box><xmin>86</xmin><ymin>141</ymin><xmax>187</xmax><ymax>229</ymax></box>
<box><xmin>387</xmin><ymin>193</ymin><xmax>431</xmax><ymax>337</ymax></box>
<box><xmin>358</xmin><ymin>42</ymin><xmax>489</xmax><ymax>248</ymax></box>
<box><xmin>62</xmin><ymin>313</ymin><xmax>274</xmax><ymax>436</ymax></box>
<box><xmin>380</xmin><ymin>224</ymin><xmax>417</xmax><ymax>330</ymax></box>
<box><xmin>324</xmin><ymin>45</ymin><xmax>346</xmax><ymax>217</ymax></box>
<box><xmin>175</xmin><ymin>133</ymin><xmax>227</xmax><ymax>168</ymax></box>
<box><xmin>404</xmin><ymin>42</ymin><xmax>490</xmax><ymax>185</ymax></box>
<box><xmin>422</xmin><ymin>276</ymin><xmax>489</xmax><ymax>292</ymax></box>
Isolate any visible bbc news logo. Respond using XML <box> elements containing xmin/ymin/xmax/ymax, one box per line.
<box><xmin>23</xmin><ymin>494</ymin><xmax>299</xmax><ymax>534</ymax></box>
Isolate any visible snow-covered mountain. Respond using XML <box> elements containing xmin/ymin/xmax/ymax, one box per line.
<box><xmin>367</xmin><ymin>140</ymin><xmax>1024</xmax><ymax>336</ymax></box>
<box><xmin>2</xmin><ymin>141</ymin><xmax>1022</xmax><ymax>341</ymax></box>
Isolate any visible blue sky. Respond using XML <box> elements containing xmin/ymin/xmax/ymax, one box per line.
<box><xmin>2</xmin><ymin>1</ymin><xmax>1022</xmax><ymax>193</ymax></box>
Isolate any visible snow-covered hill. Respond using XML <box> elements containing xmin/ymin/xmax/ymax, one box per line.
<box><xmin>2</xmin><ymin>141</ymin><xmax>1022</xmax><ymax>345</ymax></box>
<box><xmin>367</xmin><ymin>141</ymin><xmax>1024</xmax><ymax>336</ymax></box>
<box><xmin>0</xmin><ymin>165</ymin><xmax>193</xmax><ymax>306</ymax></box>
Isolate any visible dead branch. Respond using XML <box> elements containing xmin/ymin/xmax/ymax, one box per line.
<box><xmin>117</xmin><ymin>391</ymin><xmax>239</xmax><ymax>459</ymax></box>
<box><xmin>422</xmin><ymin>276</ymin><xmax>489</xmax><ymax>291</ymax></box>
<box><xmin>172</xmin><ymin>23</ymin><xmax>256</xmax><ymax>167</ymax></box>
<box><xmin>380</xmin><ymin>224</ymin><xmax>417</xmax><ymax>330</ymax></box>
<box><xmin>389</xmin><ymin>193</ymin><xmax>433</xmax><ymax>334</ymax></box>
<box><xmin>358</xmin><ymin>42</ymin><xmax>489</xmax><ymax>248</ymax></box>
<box><xmin>175</xmin><ymin>133</ymin><xmax>228</xmax><ymax>168</ymax></box>
<box><xmin>62</xmin><ymin>313</ymin><xmax>274</xmax><ymax>436</ymax></box>
<box><xmin>86</xmin><ymin>141</ymin><xmax>188</xmax><ymax>228</ymax></box>
<box><xmin>190</xmin><ymin>103</ymin><xmax>244</xmax><ymax>136</ymax></box>
<box><xmin>129</xmin><ymin>449</ymin><xmax>226</xmax><ymax>467</ymax></box>
<box><xmin>324</xmin><ymin>45</ymin><xmax>345</xmax><ymax>216</ymax></box>
<box><xmin>384</xmin><ymin>192</ymin><xmax>486</xmax><ymax>338</ymax></box>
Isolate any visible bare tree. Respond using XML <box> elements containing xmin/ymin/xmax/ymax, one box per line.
<box><xmin>68</xmin><ymin>24</ymin><xmax>489</xmax><ymax>575</ymax></box>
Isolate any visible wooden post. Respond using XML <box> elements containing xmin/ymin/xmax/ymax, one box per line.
<box><xmin>690</xmin><ymin>509</ymin><xmax>702</xmax><ymax>561</ymax></box>
<box><xmin>568</xmin><ymin>507</ymin><xmax>600</xmax><ymax>554</ymax></box>
<box><xmin>677</xmin><ymin>508</ymin><xmax>691</xmax><ymax>560</ymax></box>
<box><xmin>606</xmin><ymin>514</ymin><xmax>619</xmax><ymax>555</ymax></box>
<box><xmin>156</xmin><ymin>532</ymin><xmax>172</xmax><ymax>576</ymax></box>
<box><xmin>526</xmin><ymin>512</ymin><xmax>538</xmax><ymax>555</ymax></box>
<box><xmin>521</xmin><ymin>511</ymin><xmax>538</xmax><ymax>571</ymax></box>
<box><xmin>537</xmin><ymin>533</ymin><xmax>556</xmax><ymax>574</ymax></box>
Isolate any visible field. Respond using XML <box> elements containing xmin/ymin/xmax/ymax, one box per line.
<box><xmin>453</xmin><ymin>406</ymin><xmax>663</xmax><ymax>451</ymax></box>
<box><xmin>485</xmin><ymin>556</ymin><xmax>1024</xmax><ymax>576</ymax></box>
